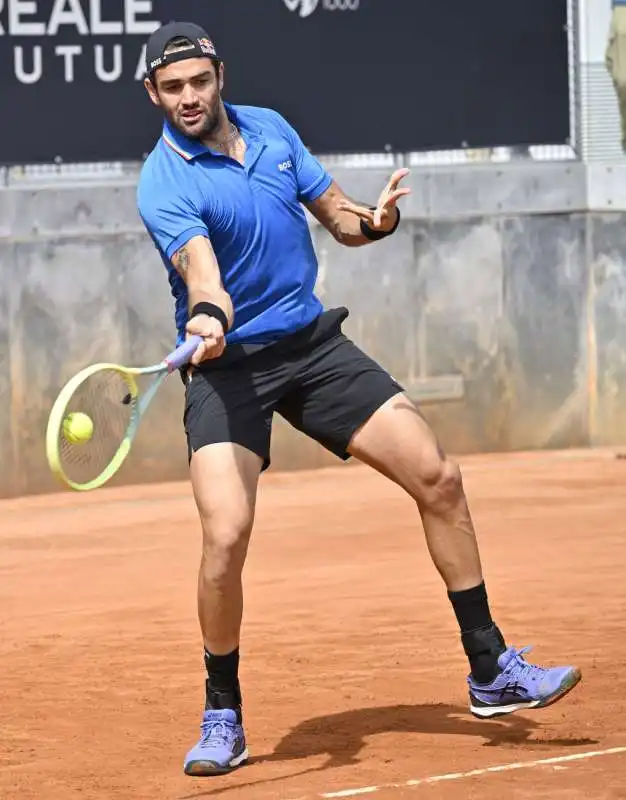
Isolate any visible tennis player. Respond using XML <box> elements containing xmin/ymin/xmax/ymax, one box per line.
<box><xmin>137</xmin><ymin>21</ymin><xmax>581</xmax><ymax>777</ymax></box>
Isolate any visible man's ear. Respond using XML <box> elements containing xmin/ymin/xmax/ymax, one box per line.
<box><xmin>144</xmin><ymin>77</ymin><xmax>161</xmax><ymax>107</ymax></box>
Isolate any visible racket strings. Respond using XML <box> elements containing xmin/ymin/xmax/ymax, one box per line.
<box><xmin>58</xmin><ymin>369</ymin><xmax>137</xmax><ymax>484</ymax></box>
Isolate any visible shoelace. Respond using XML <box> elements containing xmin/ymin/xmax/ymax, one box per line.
<box><xmin>199</xmin><ymin>719</ymin><xmax>233</xmax><ymax>748</ymax></box>
<box><xmin>505</xmin><ymin>646</ymin><xmax>547</xmax><ymax>684</ymax></box>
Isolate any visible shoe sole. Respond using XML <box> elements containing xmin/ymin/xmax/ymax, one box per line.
<box><xmin>184</xmin><ymin>748</ymin><xmax>249</xmax><ymax>777</ymax></box>
<box><xmin>469</xmin><ymin>667</ymin><xmax>582</xmax><ymax>719</ymax></box>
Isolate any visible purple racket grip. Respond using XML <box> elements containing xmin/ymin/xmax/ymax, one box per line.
<box><xmin>164</xmin><ymin>336</ymin><xmax>203</xmax><ymax>372</ymax></box>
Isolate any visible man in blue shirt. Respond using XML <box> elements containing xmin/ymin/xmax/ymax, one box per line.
<box><xmin>138</xmin><ymin>21</ymin><xmax>581</xmax><ymax>778</ymax></box>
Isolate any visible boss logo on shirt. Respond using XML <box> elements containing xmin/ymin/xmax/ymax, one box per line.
<box><xmin>278</xmin><ymin>160</ymin><xmax>293</xmax><ymax>172</ymax></box>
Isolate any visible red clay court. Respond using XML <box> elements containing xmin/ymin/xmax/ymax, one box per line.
<box><xmin>1</xmin><ymin>449</ymin><xmax>625</xmax><ymax>799</ymax></box>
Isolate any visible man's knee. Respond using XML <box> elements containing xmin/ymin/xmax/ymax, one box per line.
<box><xmin>199</xmin><ymin>513</ymin><xmax>253</xmax><ymax>584</ymax></box>
<box><xmin>413</xmin><ymin>452</ymin><xmax>464</xmax><ymax>514</ymax></box>
<box><xmin>190</xmin><ymin>442</ymin><xmax>262</xmax><ymax>584</ymax></box>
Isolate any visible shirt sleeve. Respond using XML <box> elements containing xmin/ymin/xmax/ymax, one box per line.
<box><xmin>137</xmin><ymin>177</ymin><xmax>209</xmax><ymax>262</ymax></box>
<box><xmin>273</xmin><ymin>111</ymin><xmax>332</xmax><ymax>204</ymax></box>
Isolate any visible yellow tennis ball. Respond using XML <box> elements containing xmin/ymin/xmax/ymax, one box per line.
<box><xmin>63</xmin><ymin>412</ymin><xmax>94</xmax><ymax>444</ymax></box>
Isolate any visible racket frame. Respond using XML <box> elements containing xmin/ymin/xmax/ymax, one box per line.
<box><xmin>45</xmin><ymin>336</ymin><xmax>202</xmax><ymax>492</ymax></box>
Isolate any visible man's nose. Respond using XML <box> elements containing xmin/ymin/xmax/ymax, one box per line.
<box><xmin>180</xmin><ymin>84</ymin><xmax>199</xmax><ymax>105</ymax></box>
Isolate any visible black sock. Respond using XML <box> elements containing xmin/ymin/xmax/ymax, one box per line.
<box><xmin>448</xmin><ymin>582</ymin><xmax>506</xmax><ymax>684</ymax></box>
<box><xmin>204</xmin><ymin>648</ymin><xmax>242</xmax><ymax>714</ymax></box>
<box><xmin>448</xmin><ymin>582</ymin><xmax>493</xmax><ymax>632</ymax></box>
<box><xmin>204</xmin><ymin>647</ymin><xmax>239</xmax><ymax>690</ymax></box>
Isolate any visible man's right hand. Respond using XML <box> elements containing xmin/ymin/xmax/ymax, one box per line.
<box><xmin>186</xmin><ymin>313</ymin><xmax>226</xmax><ymax>365</ymax></box>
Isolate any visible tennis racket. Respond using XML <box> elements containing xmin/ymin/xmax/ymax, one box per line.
<box><xmin>45</xmin><ymin>335</ymin><xmax>203</xmax><ymax>492</ymax></box>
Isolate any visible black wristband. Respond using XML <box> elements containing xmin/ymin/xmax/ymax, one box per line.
<box><xmin>191</xmin><ymin>301</ymin><xmax>230</xmax><ymax>333</ymax></box>
<box><xmin>360</xmin><ymin>207</ymin><xmax>401</xmax><ymax>241</ymax></box>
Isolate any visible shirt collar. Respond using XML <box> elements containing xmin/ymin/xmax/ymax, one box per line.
<box><xmin>161</xmin><ymin>102</ymin><xmax>264</xmax><ymax>162</ymax></box>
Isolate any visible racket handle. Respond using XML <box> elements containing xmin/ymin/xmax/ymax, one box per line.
<box><xmin>164</xmin><ymin>336</ymin><xmax>203</xmax><ymax>372</ymax></box>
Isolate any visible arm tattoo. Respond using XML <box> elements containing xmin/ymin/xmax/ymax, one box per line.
<box><xmin>177</xmin><ymin>246</ymin><xmax>191</xmax><ymax>278</ymax></box>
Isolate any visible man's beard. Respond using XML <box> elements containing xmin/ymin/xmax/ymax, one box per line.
<box><xmin>170</xmin><ymin>98</ymin><xmax>221</xmax><ymax>141</ymax></box>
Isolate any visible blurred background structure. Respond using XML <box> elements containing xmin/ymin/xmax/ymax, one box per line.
<box><xmin>2</xmin><ymin>0</ymin><xmax>626</xmax><ymax>498</ymax></box>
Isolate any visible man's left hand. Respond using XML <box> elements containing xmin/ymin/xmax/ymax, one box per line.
<box><xmin>337</xmin><ymin>168</ymin><xmax>412</xmax><ymax>233</ymax></box>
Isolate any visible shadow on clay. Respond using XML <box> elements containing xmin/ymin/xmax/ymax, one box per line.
<box><xmin>179</xmin><ymin>702</ymin><xmax>598</xmax><ymax>797</ymax></box>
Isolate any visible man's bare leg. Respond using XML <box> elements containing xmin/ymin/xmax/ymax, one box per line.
<box><xmin>184</xmin><ymin>442</ymin><xmax>262</xmax><ymax>776</ymax></box>
<box><xmin>348</xmin><ymin>393</ymin><xmax>581</xmax><ymax>717</ymax></box>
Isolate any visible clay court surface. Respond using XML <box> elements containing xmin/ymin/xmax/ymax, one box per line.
<box><xmin>2</xmin><ymin>449</ymin><xmax>626</xmax><ymax>799</ymax></box>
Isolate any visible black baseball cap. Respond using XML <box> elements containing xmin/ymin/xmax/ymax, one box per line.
<box><xmin>145</xmin><ymin>21</ymin><xmax>221</xmax><ymax>80</ymax></box>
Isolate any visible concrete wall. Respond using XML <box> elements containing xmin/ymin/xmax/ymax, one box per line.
<box><xmin>2</xmin><ymin>161</ymin><xmax>626</xmax><ymax>498</ymax></box>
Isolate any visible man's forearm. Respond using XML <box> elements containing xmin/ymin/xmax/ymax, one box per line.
<box><xmin>174</xmin><ymin>241</ymin><xmax>235</xmax><ymax>331</ymax></box>
<box><xmin>332</xmin><ymin>209</ymin><xmax>372</xmax><ymax>247</ymax></box>
<box><xmin>188</xmin><ymin>285</ymin><xmax>235</xmax><ymax>331</ymax></box>
<box><xmin>334</xmin><ymin>205</ymin><xmax>400</xmax><ymax>248</ymax></box>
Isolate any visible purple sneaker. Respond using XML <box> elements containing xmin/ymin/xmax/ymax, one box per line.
<box><xmin>468</xmin><ymin>645</ymin><xmax>581</xmax><ymax>719</ymax></box>
<box><xmin>183</xmin><ymin>709</ymin><xmax>248</xmax><ymax>776</ymax></box>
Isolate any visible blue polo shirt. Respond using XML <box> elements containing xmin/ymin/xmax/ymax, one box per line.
<box><xmin>137</xmin><ymin>102</ymin><xmax>332</xmax><ymax>346</ymax></box>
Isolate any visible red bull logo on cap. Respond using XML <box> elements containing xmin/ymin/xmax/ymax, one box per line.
<box><xmin>198</xmin><ymin>38</ymin><xmax>217</xmax><ymax>56</ymax></box>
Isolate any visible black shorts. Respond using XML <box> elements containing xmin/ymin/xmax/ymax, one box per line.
<box><xmin>183</xmin><ymin>307</ymin><xmax>404</xmax><ymax>470</ymax></box>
